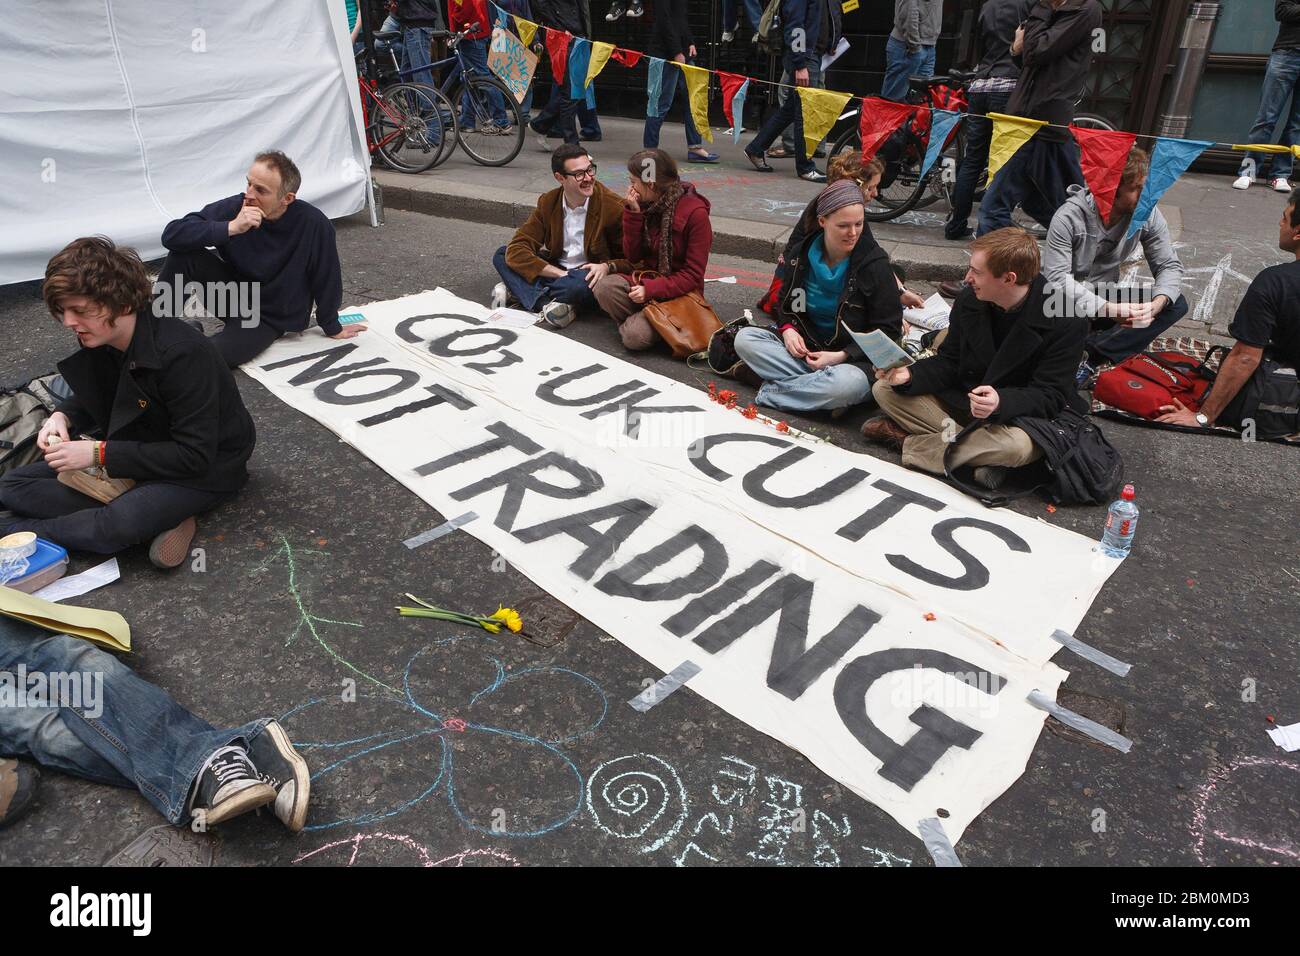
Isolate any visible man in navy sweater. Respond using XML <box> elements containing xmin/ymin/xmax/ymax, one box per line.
<box><xmin>157</xmin><ymin>151</ymin><xmax>364</xmax><ymax>368</ymax></box>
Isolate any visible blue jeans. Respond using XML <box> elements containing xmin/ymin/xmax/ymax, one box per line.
<box><xmin>377</xmin><ymin>15</ymin><xmax>406</xmax><ymax>73</ymax></box>
<box><xmin>0</xmin><ymin>617</ymin><xmax>268</xmax><ymax>824</ymax></box>
<box><xmin>643</xmin><ymin>65</ymin><xmax>704</xmax><ymax>149</ymax></box>
<box><xmin>746</xmin><ymin>56</ymin><xmax>820</xmax><ymax>175</ymax></box>
<box><xmin>882</xmin><ymin>35</ymin><xmax>936</xmax><ymax>102</ymax></box>
<box><xmin>579</xmin><ymin>91</ymin><xmax>601</xmax><ymax>139</ymax></box>
<box><xmin>402</xmin><ymin>26</ymin><xmax>436</xmax><ymax>85</ymax></box>
<box><xmin>948</xmin><ymin>89</ymin><xmax>1012</xmax><ymax>238</ymax></box>
<box><xmin>1237</xmin><ymin>48</ymin><xmax>1300</xmax><ymax>180</ymax></box>
<box><xmin>977</xmin><ymin>136</ymin><xmax>1084</xmax><ymax>235</ymax></box>
<box><xmin>1085</xmin><ymin>294</ymin><xmax>1188</xmax><ymax>365</ymax></box>
<box><xmin>734</xmin><ymin>327</ymin><xmax>873</xmax><ymax>412</ymax></box>
<box><xmin>722</xmin><ymin>0</ymin><xmax>763</xmax><ymax>33</ymax></box>
<box><xmin>493</xmin><ymin>246</ymin><xmax>599</xmax><ymax>312</ymax></box>
<box><xmin>458</xmin><ymin>37</ymin><xmax>509</xmax><ymax>126</ymax></box>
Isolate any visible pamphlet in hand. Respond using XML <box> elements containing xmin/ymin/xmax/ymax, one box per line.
<box><xmin>840</xmin><ymin>323</ymin><xmax>914</xmax><ymax>370</ymax></box>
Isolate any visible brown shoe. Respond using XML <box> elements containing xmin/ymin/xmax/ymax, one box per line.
<box><xmin>860</xmin><ymin>416</ymin><xmax>909</xmax><ymax>450</ymax></box>
<box><xmin>938</xmin><ymin>279</ymin><xmax>966</xmax><ymax>300</ymax></box>
<box><xmin>149</xmin><ymin>516</ymin><xmax>196</xmax><ymax>569</ymax></box>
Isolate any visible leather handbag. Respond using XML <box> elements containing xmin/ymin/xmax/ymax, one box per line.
<box><xmin>634</xmin><ymin>270</ymin><xmax>723</xmax><ymax>359</ymax></box>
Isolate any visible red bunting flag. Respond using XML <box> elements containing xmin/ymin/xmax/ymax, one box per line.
<box><xmin>859</xmin><ymin>98</ymin><xmax>917</xmax><ymax>161</ymax></box>
<box><xmin>1070</xmin><ymin>126</ymin><xmax>1138</xmax><ymax>223</ymax></box>
<box><xmin>718</xmin><ymin>72</ymin><xmax>749</xmax><ymax>131</ymax></box>
<box><xmin>545</xmin><ymin>27</ymin><xmax>570</xmax><ymax>83</ymax></box>
<box><xmin>610</xmin><ymin>47</ymin><xmax>642</xmax><ymax>67</ymax></box>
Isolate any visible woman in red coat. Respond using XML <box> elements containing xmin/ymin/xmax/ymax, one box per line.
<box><xmin>593</xmin><ymin>148</ymin><xmax>714</xmax><ymax>350</ymax></box>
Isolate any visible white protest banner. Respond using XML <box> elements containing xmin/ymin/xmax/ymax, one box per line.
<box><xmin>243</xmin><ymin>290</ymin><xmax>1122</xmax><ymax>842</ymax></box>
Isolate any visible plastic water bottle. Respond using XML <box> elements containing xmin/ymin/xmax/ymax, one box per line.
<box><xmin>1100</xmin><ymin>484</ymin><xmax>1139</xmax><ymax>558</ymax></box>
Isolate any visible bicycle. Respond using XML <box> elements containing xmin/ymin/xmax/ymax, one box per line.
<box><xmin>384</xmin><ymin>23</ymin><xmax>525</xmax><ymax>167</ymax></box>
<box><xmin>356</xmin><ymin>45</ymin><xmax>457</xmax><ymax>173</ymax></box>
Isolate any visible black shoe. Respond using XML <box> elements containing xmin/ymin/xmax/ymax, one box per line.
<box><xmin>605</xmin><ymin>1</ymin><xmax>626</xmax><ymax>19</ymax></box>
<box><xmin>973</xmin><ymin>466</ymin><xmax>1008</xmax><ymax>491</ymax></box>
<box><xmin>746</xmin><ymin>151</ymin><xmax>775</xmax><ymax>173</ymax></box>
<box><xmin>0</xmin><ymin>759</ymin><xmax>39</xmax><ymax>829</ymax></box>
<box><xmin>190</xmin><ymin>746</ymin><xmax>276</xmax><ymax>827</ymax></box>
<box><xmin>626</xmin><ymin>0</ymin><xmax>645</xmax><ymax>16</ymax></box>
<box><xmin>944</xmin><ymin>221</ymin><xmax>972</xmax><ymax>241</ymax></box>
<box><xmin>248</xmin><ymin>719</ymin><xmax>311</xmax><ymax>833</ymax></box>
<box><xmin>580</xmin><ymin>131</ymin><xmax>602</xmax><ymax>142</ymax></box>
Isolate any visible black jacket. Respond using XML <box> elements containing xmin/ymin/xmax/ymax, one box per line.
<box><xmin>56</xmin><ymin>310</ymin><xmax>256</xmax><ymax>494</ymax></box>
<box><xmin>532</xmin><ymin>0</ymin><xmax>590</xmax><ymax>36</ymax></box>
<box><xmin>649</xmin><ymin>0</ymin><xmax>695</xmax><ymax>60</ymax></box>
<box><xmin>780</xmin><ymin>0</ymin><xmax>843</xmax><ymax>69</ymax></box>
<box><xmin>1278</xmin><ymin>1</ymin><xmax>1300</xmax><ymax>51</ymax></box>
<box><xmin>1005</xmin><ymin>0</ymin><xmax>1102</xmax><ymax>141</ymax></box>
<box><xmin>395</xmin><ymin>1</ymin><xmax>446</xmax><ymax>29</ymax></box>
<box><xmin>774</xmin><ymin>229</ymin><xmax>903</xmax><ymax>367</ymax></box>
<box><xmin>900</xmin><ymin>275</ymin><xmax>1087</xmax><ymax>423</ymax></box>
<box><xmin>975</xmin><ymin>0</ymin><xmax>1034</xmax><ymax>80</ymax></box>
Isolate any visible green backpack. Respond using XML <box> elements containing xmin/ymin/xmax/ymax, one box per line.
<box><xmin>0</xmin><ymin>375</ymin><xmax>63</xmax><ymax>477</ymax></box>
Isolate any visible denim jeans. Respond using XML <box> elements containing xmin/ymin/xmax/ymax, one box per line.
<box><xmin>458</xmin><ymin>36</ymin><xmax>509</xmax><ymax>127</ymax></box>
<box><xmin>882</xmin><ymin>34</ymin><xmax>936</xmax><ymax>103</ymax></box>
<box><xmin>777</xmin><ymin>61</ymin><xmax>827</xmax><ymax>153</ymax></box>
<box><xmin>643</xmin><ymin>65</ymin><xmax>704</xmax><ymax>149</ymax></box>
<box><xmin>947</xmin><ymin>89</ymin><xmax>1011</xmax><ymax>238</ymax></box>
<box><xmin>723</xmin><ymin>0</ymin><xmax>763</xmax><ymax>34</ymax></box>
<box><xmin>1085</xmin><ymin>294</ymin><xmax>1188</xmax><ymax>365</ymax></box>
<box><xmin>377</xmin><ymin>15</ymin><xmax>406</xmax><ymax>73</ymax></box>
<box><xmin>977</xmin><ymin>136</ymin><xmax>1084</xmax><ymax>235</ymax></box>
<box><xmin>746</xmin><ymin>55</ymin><xmax>820</xmax><ymax>175</ymax></box>
<box><xmin>0</xmin><ymin>617</ymin><xmax>267</xmax><ymax>824</ymax></box>
<box><xmin>403</xmin><ymin>26</ymin><xmax>436</xmax><ymax>85</ymax></box>
<box><xmin>1237</xmin><ymin>48</ymin><xmax>1300</xmax><ymax>181</ymax></box>
<box><xmin>0</xmin><ymin>461</ymin><xmax>233</xmax><ymax>555</ymax></box>
<box><xmin>492</xmin><ymin>246</ymin><xmax>599</xmax><ymax>312</ymax></box>
<box><xmin>734</xmin><ymin>327</ymin><xmax>873</xmax><ymax>412</ymax></box>
<box><xmin>579</xmin><ymin>91</ymin><xmax>601</xmax><ymax>139</ymax></box>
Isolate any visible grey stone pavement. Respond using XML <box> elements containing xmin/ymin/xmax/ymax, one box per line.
<box><xmin>0</xmin><ymin>170</ymin><xmax>1296</xmax><ymax>868</ymax></box>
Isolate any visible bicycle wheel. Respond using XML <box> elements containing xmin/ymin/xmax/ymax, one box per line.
<box><xmin>911</xmin><ymin>121</ymin><xmax>965</xmax><ymax>212</ymax></box>
<box><xmin>828</xmin><ymin>124</ymin><xmax>931</xmax><ymax>222</ymax></box>
<box><xmin>452</xmin><ymin>73</ymin><xmax>524</xmax><ymax>167</ymax></box>
<box><xmin>373</xmin><ymin>83</ymin><xmax>456</xmax><ymax>174</ymax></box>
<box><xmin>1072</xmin><ymin>112</ymin><xmax>1117</xmax><ymax>132</ymax></box>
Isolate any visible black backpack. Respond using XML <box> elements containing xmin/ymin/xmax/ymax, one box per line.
<box><xmin>0</xmin><ymin>375</ymin><xmax>68</xmax><ymax>478</ymax></box>
<box><xmin>944</xmin><ymin>406</ymin><xmax>1124</xmax><ymax>508</ymax></box>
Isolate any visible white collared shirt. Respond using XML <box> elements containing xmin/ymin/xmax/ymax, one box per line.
<box><xmin>559</xmin><ymin>197</ymin><xmax>589</xmax><ymax>271</ymax></box>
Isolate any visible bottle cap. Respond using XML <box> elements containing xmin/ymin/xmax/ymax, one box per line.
<box><xmin>1121</xmin><ymin>484</ymin><xmax>1135</xmax><ymax>501</ymax></box>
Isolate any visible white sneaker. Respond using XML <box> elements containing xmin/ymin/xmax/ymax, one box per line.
<box><xmin>722</xmin><ymin>30</ymin><xmax>735</xmax><ymax>42</ymax></box>
<box><xmin>490</xmin><ymin>282</ymin><xmax>509</xmax><ymax>309</ymax></box>
<box><xmin>1231</xmin><ymin>174</ymin><xmax>1252</xmax><ymax>190</ymax></box>
<box><xmin>1272</xmin><ymin>176</ymin><xmax>1293</xmax><ymax>193</ymax></box>
<box><xmin>541</xmin><ymin>301</ymin><xmax>575</xmax><ymax>329</ymax></box>
<box><xmin>533</xmin><ymin>131</ymin><xmax>553</xmax><ymax>152</ymax></box>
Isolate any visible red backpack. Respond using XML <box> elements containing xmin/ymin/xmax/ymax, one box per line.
<box><xmin>1093</xmin><ymin>350</ymin><xmax>1221</xmax><ymax>419</ymax></box>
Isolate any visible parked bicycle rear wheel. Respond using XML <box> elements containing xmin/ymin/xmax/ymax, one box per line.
<box><xmin>374</xmin><ymin>83</ymin><xmax>456</xmax><ymax>173</ymax></box>
<box><xmin>451</xmin><ymin>73</ymin><xmax>525</xmax><ymax>167</ymax></box>
<box><xmin>1071</xmin><ymin>112</ymin><xmax>1117</xmax><ymax>132</ymax></box>
<box><xmin>829</xmin><ymin>120</ymin><xmax>964</xmax><ymax>222</ymax></box>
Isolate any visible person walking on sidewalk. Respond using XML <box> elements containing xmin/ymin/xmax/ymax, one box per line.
<box><xmin>395</xmin><ymin>0</ymin><xmax>446</xmax><ymax>85</ymax></box>
<box><xmin>492</xmin><ymin>145</ymin><xmax>629</xmax><ymax>328</ymax></box>
<box><xmin>0</xmin><ymin>616</ymin><xmax>313</xmax><ymax>833</ymax></box>
<box><xmin>766</xmin><ymin>0</ymin><xmax>844</xmax><ymax>163</ymax></box>
<box><xmin>0</xmin><ymin>238</ymin><xmax>256</xmax><ymax>569</ymax></box>
<box><xmin>976</xmin><ymin>0</ymin><xmax>1102</xmax><ymax>236</ymax></box>
<box><xmin>744</xmin><ymin>0</ymin><xmax>843</xmax><ymax>182</ymax></box>
<box><xmin>945</xmin><ymin>0</ymin><xmax>1033</xmax><ymax>240</ymax></box>
<box><xmin>593</xmin><ymin>149</ymin><xmax>714</xmax><ymax>350</ymax></box>
<box><xmin>529</xmin><ymin>0</ymin><xmax>592</xmax><ymax>148</ymax></box>
<box><xmin>1232</xmin><ymin>3</ymin><xmax>1300</xmax><ymax>194</ymax></box>
<box><xmin>644</xmin><ymin>0</ymin><xmax>720</xmax><ymax>164</ymax></box>
<box><xmin>881</xmin><ymin>0</ymin><xmax>942</xmax><ymax>102</ymax></box>
<box><xmin>449</xmin><ymin>0</ymin><xmax>510</xmax><ymax>132</ymax></box>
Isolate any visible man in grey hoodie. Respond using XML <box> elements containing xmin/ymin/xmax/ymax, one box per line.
<box><xmin>882</xmin><ymin>0</ymin><xmax>943</xmax><ymax>102</ymax></box>
<box><xmin>1042</xmin><ymin>147</ymin><xmax>1187</xmax><ymax>385</ymax></box>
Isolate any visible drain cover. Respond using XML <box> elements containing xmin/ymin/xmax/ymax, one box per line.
<box><xmin>103</xmin><ymin>824</ymin><xmax>216</xmax><ymax>867</ymax></box>
<box><xmin>1045</xmin><ymin>688</ymin><xmax>1127</xmax><ymax>748</ymax></box>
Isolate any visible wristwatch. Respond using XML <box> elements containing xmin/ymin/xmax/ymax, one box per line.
<box><xmin>1194</xmin><ymin>411</ymin><xmax>1210</xmax><ymax>427</ymax></box>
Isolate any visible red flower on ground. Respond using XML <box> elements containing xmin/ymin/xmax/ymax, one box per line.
<box><xmin>741</xmin><ymin>404</ymin><xmax>759</xmax><ymax>420</ymax></box>
<box><xmin>775</xmin><ymin>421</ymin><xmax>790</xmax><ymax>433</ymax></box>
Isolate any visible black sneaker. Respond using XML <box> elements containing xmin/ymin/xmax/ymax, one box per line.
<box><xmin>626</xmin><ymin>0</ymin><xmax>645</xmax><ymax>16</ymax></box>
<box><xmin>0</xmin><ymin>759</ymin><xmax>39</xmax><ymax>829</ymax></box>
<box><xmin>973</xmin><ymin>466</ymin><xmax>1008</xmax><ymax>491</ymax></box>
<box><xmin>190</xmin><ymin>745</ymin><xmax>276</xmax><ymax>827</ymax></box>
<box><xmin>248</xmin><ymin>720</ymin><xmax>311</xmax><ymax>833</ymax></box>
<box><xmin>605</xmin><ymin>1</ymin><xmax>626</xmax><ymax>20</ymax></box>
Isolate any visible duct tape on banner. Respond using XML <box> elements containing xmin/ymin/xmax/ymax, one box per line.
<box><xmin>403</xmin><ymin>512</ymin><xmax>479</xmax><ymax>550</ymax></box>
<box><xmin>917</xmin><ymin>817</ymin><xmax>962</xmax><ymax>867</ymax></box>
<box><xmin>629</xmin><ymin>660</ymin><xmax>701</xmax><ymax>712</ymax></box>
<box><xmin>1049</xmin><ymin>628</ymin><xmax>1132</xmax><ymax>676</ymax></box>
<box><xmin>1028</xmin><ymin>689</ymin><xmax>1133</xmax><ymax>752</ymax></box>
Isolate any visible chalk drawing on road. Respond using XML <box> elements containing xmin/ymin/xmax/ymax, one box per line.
<box><xmin>292</xmin><ymin>831</ymin><xmax>521</xmax><ymax>867</ymax></box>
<box><xmin>1190</xmin><ymin>755</ymin><xmax>1300</xmax><ymax>864</ymax></box>
<box><xmin>586</xmin><ymin>753</ymin><xmax>689</xmax><ymax>854</ymax></box>
<box><xmin>1186</xmin><ymin>253</ymin><xmax>1252</xmax><ymax>328</ymax></box>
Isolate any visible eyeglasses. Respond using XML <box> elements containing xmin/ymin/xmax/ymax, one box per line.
<box><xmin>562</xmin><ymin>164</ymin><xmax>598</xmax><ymax>180</ymax></box>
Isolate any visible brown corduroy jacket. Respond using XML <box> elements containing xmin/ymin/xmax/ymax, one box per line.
<box><xmin>504</xmin><ymin>182</ymin><xmax>630</xmax><ymax>282</ymax></box>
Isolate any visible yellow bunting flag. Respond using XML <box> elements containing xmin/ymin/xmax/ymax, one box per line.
<box><xmin>987</xmin><ymin>113</ymin><xmax>1047</xmax><ymax>184</ymax></box>
<box><xmin>586</xmin><ymin>41</ymin><xmax>615</xmax><ymax>88</ymax></box>
<box><xmin>677</xmin><ymin>62</ymin><xmax>713</xmax><ymax>143</ymax></box>
<box><xmin>1230</xmin><ymin>142</ymin><xmax>1300</xmax><ymax>159</ymax></box>
<box><xmin>797</xmin><ymin>87</ymin><xmax>852</xmax><ymax>161</ymax></box>
<box><xmin>513</xmin><ymin>16</ymin><xmax>538</xmax><ymax>48</ymax></box>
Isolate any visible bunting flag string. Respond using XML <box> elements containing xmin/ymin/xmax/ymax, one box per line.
<box><xmin>645</xmin><ymin>57</ymin><xmax>665</xmax><ymax>120</ymax></box>
<box><xmin>919</xmin><ymin>109</ymin><xmax>963</xmax><ymax>180</ymax></box>
<box><xmin>718</xmin><ymin>72</ymin><xmax>750</xmax><ymax>145</ymax></box>
<box><xmin>586</xmin><ymin>41</ymin><xmax>616</xmax><ymax>89</ymax></box>
<box><xmin>544</xmin><ymin>27</ymin><xmax>569</xmax><ymax>85</ymax></box>
<box><xmin>858</xmin><ymin>97</ymin><xmax>916</xmax><ymax>161</ymax></box>
<box><xmin>1071</xmin><ymin>126</ymin><xmax>1138</xmax><ymax>223</ymax></box>
<box><xmin>798</xmin><ymin>88</ymin><xmax>852</xmax><ymax>161</ymax></box>
<box><xmin>678</xmin><ymin>62</ymin><xmax>713</xmax><ymax>144</ymax></box>
<box><xmin>986</xmin><ymin>113</ymin><xmax>1046</xmax><ymax>185</ymax></box>
<box><xmin>513</xmin><ymin>15</ymin><xmax>538</xmax><ymax>48</ymax></box>
<box><xmin>568</xmin><ymin>37</ymin><xmax>592</xmax><ymax>99</ymax></box>
<box><xmin>1127</xmin><ymin>137</ymin><xmax>1213</xmax><ymax>239</ymax></box>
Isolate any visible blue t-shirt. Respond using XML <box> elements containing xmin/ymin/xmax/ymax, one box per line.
<box><xmin>803</xmin><ymin>235</ymin><xmax>849</xmax><ymax>341</ymax></box>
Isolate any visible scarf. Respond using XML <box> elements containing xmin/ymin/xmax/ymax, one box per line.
<box><xmin>641</xmin><ymin>180</ymin><xmax>686</xmax><ymax>275</ymax></box>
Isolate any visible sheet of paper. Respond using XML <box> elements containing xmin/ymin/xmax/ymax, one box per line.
<box><xmin>1266</xmin><ymin>722</ymin><xmax>1300</xmax><ymax>752</ymax></box>
<box><xmin>486</xmin><ymin>307</ymin><xmax>542</xmax><ymax>329</ymax></box>
<box><xmin>821</xmin><ymin>36</ymin><xmax>850</xmax><ymax>73</ymax></box>
<box><xmin>32</xmin><ymin>558</ymin><xmax>120</xmax><ymax>603</ymax></box>
<box><xmin>841</xmin><ymin>323</ymin><xmax>914</xmax><ymax>369</ymax></box>
<box><xmin>903</xmin><ymin>292</ymin><xmax>951</xmax><ymax>331</ymax></box>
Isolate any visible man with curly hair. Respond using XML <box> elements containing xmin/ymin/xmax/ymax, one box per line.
<box><xmin>0</xmin><ymin>237</ymin><xmax>255</xmax><ymax>568</ymax></box>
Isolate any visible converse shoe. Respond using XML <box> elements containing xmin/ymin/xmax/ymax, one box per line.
<box><xmin>605</xmin><ymin>1</ymin><xmax>626</xmax><ymax>20</ymax></box>
<box><xmin>799</xmin><ymin>169</ymin><xmax>828</xmax><ymax>183</ymax></box>
<box><xmin>1231</xmin><ymin>174</ymin><xmax>1252</xmax><ymax>190</ymax></box>
<box><xmin>973</xmin><ymin>466</ymin><xmax>1008</xmax><ymax>491</ymax></box>
<box><xmin>149</xmin><ymin>515</ymin><xmax>196</xmax><ymax>569</ymax></box>
<box><xmin>1272</xmin><ymin>177</ymin><xmax>1293</xmax><ymax>193</ymax></box>
<box><xmin>248</xmin><ymin>720</ymin><xmax>311</xmax><ymax>833</ymax></box>
<box><xmin>190</xmin><ymin>746</ymin><xmax>276</xmax><ymax>827</ymax></box>
<box><xmin>0</xmin><ymin>759</ymin><xmax>39</xmax><ymax>830</ymax></box>
<box><xmin>626</xmin><ymin>0</ymin><xmax>645</xmax><ymax>17</ymax></box>
<box><xmin>541</xmin><ymin>301</ymin><xmax>575</xmax><ymax>329</ymax></box>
